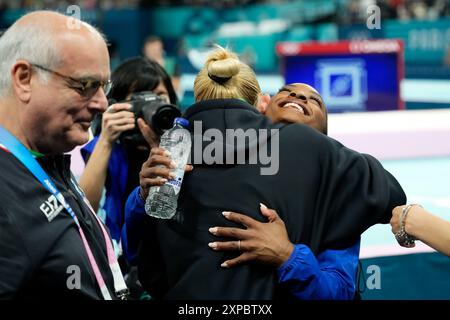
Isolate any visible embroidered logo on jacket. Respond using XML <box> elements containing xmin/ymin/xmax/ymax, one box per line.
<box><xmin>40</xmin><ymin>195</ymin><xmax>64</xmax><ymax>222</ymax></box>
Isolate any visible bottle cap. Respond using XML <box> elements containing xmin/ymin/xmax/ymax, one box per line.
<box><xmin>174</xmin><ymin>117</ymin><xmax>189</xmax><ymax>128</ymax></box>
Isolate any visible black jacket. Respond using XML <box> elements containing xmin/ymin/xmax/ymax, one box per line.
<box><xmin>0</xmin><ymin>150</ymin><xmax>116</xmax><ymax>300</ymax></box>
<box><xmin>138</xmin><ymin>99</ymin><xmax>406</xmax><ymax>300</ymax></box>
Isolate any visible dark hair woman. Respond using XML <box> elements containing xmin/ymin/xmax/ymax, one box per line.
<box><xmin>79</xmin><ymin>57</ymin><xmax>179</xmax><ymax>248</ymax></box>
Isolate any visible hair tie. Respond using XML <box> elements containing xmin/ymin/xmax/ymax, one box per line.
<box><xmin>208</xmin><ymin>73</ymin><xmax>231</xmax><ymax>85</ymax></box>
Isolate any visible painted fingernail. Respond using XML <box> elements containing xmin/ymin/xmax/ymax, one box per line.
<box><xmin>221</xmin><ymin>262</ymin><xmax>229</xmax><ymax>268</ymax></box>
<box><xmin>170</xmin><ymin>161</ymin><xmax>176</xmax><ymax>169</ymax></box>
<box><xmin>209</xmin><ymin>227</ymin><xmax>218</xmax><ymax>234</ymax></box>
<box><xmin>222</xmin><ymin>211</ymin><xmax>230</xmax><ymax>217</ymax></box>
<box><xmin>164</xmin><ymin>150</ymin><xmax>171</xmax><ymax>156</ymax></box>
<box><xmin>208</xmin><ymin>242</ymin><xmax>217</xmax><ymax>249</ymax></box>
<box><xmin>260</xmin><ymin>203</ymin><xmax>268</xmax><ymax>209</ymax></box>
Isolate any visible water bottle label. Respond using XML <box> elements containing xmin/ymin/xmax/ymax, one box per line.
<box><xmin>166</xmin><ymin>168</ymin><xmax>184</xmax><ymax>194</ymax></box>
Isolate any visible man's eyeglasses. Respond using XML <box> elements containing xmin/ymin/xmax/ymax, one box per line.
<box><xmin>31</xmin><ymin>64</ymin><xmax>112</xmax><ymax>98</ymax></box>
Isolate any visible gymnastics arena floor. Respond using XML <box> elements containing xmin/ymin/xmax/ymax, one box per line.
<box><xmin>328</xmin><ymin>109</ymin><xmax>450</xmax><ymax>299</ymax></box>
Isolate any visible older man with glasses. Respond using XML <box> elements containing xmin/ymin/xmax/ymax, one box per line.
<box><xmin>0</xmin><ymin>11</ymin><xmax>128</xmax><ymax>300</ymax></box>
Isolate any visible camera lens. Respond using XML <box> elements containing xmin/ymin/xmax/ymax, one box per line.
<box><xmin>152</xmin><ymin>105</ymin><xmax>182</xmax><ymax>133</ymax></box>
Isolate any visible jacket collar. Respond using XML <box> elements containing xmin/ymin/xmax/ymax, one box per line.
<box><xmin>183</xmin><ymin>98</ymin><xmax>260</xmax><ymax>120</ymax></box>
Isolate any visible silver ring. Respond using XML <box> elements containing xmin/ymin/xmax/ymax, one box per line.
<box><xmin>238</xmin><ymin>240</ymin><xmax>241</xmax><ymax>251</ymax></box>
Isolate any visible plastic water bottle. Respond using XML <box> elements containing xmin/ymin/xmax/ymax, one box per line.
<box><xmin>145</xmin><ymin>117</ymin><xmax>191</xmax><ymax>219</ymax></box>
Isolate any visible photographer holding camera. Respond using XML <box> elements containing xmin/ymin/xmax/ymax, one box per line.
<box><xmin>79</xmin><ymin>57</ymin><xmax>180</xmax><ymax>258</ymax></box>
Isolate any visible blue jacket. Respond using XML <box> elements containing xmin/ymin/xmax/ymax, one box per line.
<box><xmin>278</xmin><ymin>240</ymin><xmax>360</xmax><ymax>300</ymax></box>
<box><xmin>123</xmin><ymin>186</ymin><xmax>360</xmax><ymax>300</ymax></box>
<box><xmin>81</xmin><ymin>137</ymin><xmax>129</xmax><ymax>243</ymax></box>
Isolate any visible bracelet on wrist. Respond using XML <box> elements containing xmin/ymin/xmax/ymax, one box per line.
<box><xmin>395</xmin><ymin>204</ymin><xmax>421</xmax><ymax>247</ymax></box>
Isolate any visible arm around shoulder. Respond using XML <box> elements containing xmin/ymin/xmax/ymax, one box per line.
<box><xmin>317</xmin><ymin>133</ymin><xmax>406</xmax><ymax>245</ymax></box>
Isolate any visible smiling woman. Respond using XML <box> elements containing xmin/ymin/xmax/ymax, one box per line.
<box><xmin>263</xmin><ymin>83</ymin><xmax>328</xmax><ymax>135</ymax></box>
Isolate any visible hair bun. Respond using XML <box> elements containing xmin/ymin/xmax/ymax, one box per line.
<box><xmin>194</xmin><ymin>45</ymin><xmax>260</xmax><ymax>106</ymax></box>
<box><xmin>206</xmin><ymin>47</ymin><xmax>240</xmax><ymax>83</ymax></box>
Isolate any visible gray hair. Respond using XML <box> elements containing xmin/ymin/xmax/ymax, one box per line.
<box><xmin>0</xmin><ymin>22</ymin><xmax>62</xmax><ymax>96</ymax></box>
<box><xmin>0</xmin><ymin>12</ymin><xmax>107</xmax><ymax>97</ymax></box>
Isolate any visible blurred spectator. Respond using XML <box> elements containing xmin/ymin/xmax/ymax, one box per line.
<box><xmin>339</xmin><ymin>0</ymin><xmax>449</xmax><ymax>24</ymax></box>
<box><xmin>142</xmin><ymin>35</ymin><xmax>182</xmax><ymax>97</ymax></box>
<box><xmin>140</xmin><ymin>0</ymin><xmax>262</xmax><ymax>8</ymax></box>
<box><xmin>3</xmin><ymin>0</ymin><xmax>448</xmax><ymax>20</ymax></box>
<box><xmin>143</xmin><ymin>35</ymin><xmax>165</xmax><ymax>66</ymax></box>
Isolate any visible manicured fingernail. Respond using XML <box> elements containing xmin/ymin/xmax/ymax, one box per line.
<box><xmin>169</xmin><ymin>172</ymin><xmax>176</xmax><ymax>179</ymax></box>
<box><xmin>209</xmin><ymin>227</ymin><xmax>218</xmax><ymax>234</ymax></box>
<box><xmin>164</xmin><ymin>150</ymin><xmax>171</xmax><ymax>156</ymax></box>
<box><xmin>170</xmin><ymin>161</ymin><xmax>176</xmax><ymax>169</ymax></box>
<box><xmin>222</xmin><ymin>211</ymin><xmax>230</xmax><ymax>217</ymax></box>
<box><xmin>160</xmin><ymin>178</ymin><xmax>167</xmax><ymax>183</ymax></box>
<box><xmin>260</xmin><ymin>203</ymin><xmax>268</xmax><ymax>210</ymax></box>
<box><xmin>221</xmin><ymin>262</ymin><xmax>229</xmax><ymax>268</ymax></box>
<box><xmin>208</xmin><ymin>242</ymin><xmax>217</xmax><ymax>249</ymax></box>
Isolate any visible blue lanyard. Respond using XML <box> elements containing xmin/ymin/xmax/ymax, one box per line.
<box><xmin>0</xmin><ymin>127</ymin><xmax>82</xmax><ymax>226</ymax></box>
<box><xmin>0</xmin><ymin>126</ymin><xmax>128</xmax><ymax>300</ymax></box>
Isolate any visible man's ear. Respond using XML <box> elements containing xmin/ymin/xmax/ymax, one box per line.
<box><xmin>11</xmin><ymin>60</ymin><xmax>33</xmax><ymax>103</ymax></box>
<box><xmin>256</xmin><ymin>93</ymin><xmax>271</xmax><ymax>114</ymax></box>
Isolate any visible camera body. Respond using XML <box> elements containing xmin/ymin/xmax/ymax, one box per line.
<box><xmin>92</xmin><ymin>91</ymin><xmax>181</xmax><ymax>148</ymax></box>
